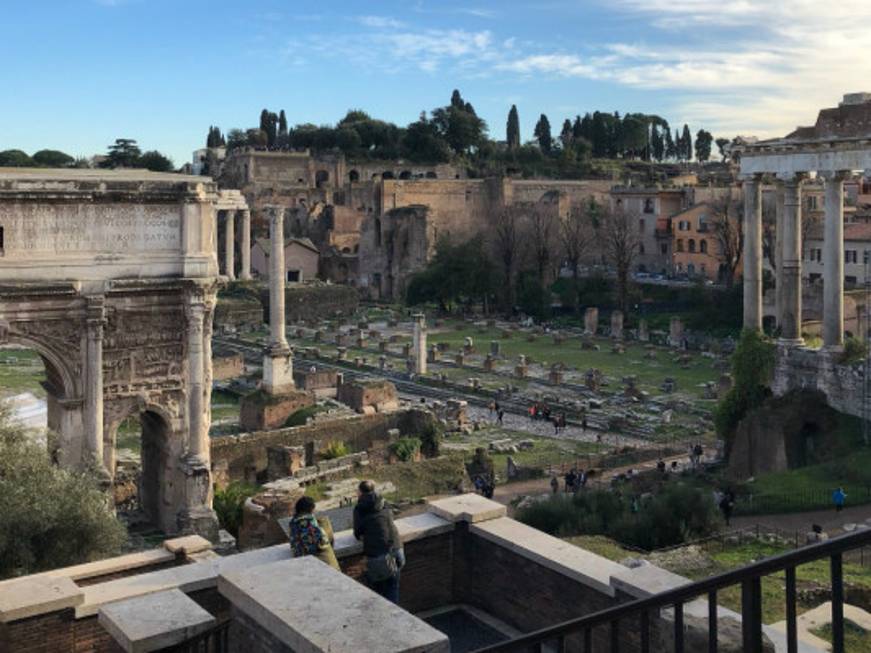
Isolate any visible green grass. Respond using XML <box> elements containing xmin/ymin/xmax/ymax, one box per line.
<box><xmin>487</xmin><ymin>434</ymin><xmax>601</xmax><ymax>477</ymax></box>
<box><xmin>735</xmin><ymin>448</ymin><xmax>871</xmax><ymax>515</ymax></box>
<box><xmin>0</xmin><ymin>348</ymin><xmax>46</xmax><ymax>398</ymax></box>
<box><xmin>564</xmin><ymin>534</ymin><xmax>635</xmax><ymax>562</ymax></box>
<box><xmin>679</xmin><ymin>541</ymin><xmax>871</xmax><ymax>625</ymax></box>
<box><xmin>371</xmin><ymin>454</ymin><xmax>467</xmax><ymax>501</ymax></box>
<box><xmin>284</xmin><ymin>404</ymin><xmax>329</xmax><ymax>428</ymax></box>
<box><xmin>811</xmin><ymin>620</ymin><xmax>871</xmax><ymax>652</ymax></box>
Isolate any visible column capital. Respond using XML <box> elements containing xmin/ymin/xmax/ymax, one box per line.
<box><xmin>818</xmin><ymin>170</ymin><xmax>852</xmax><ymax>182</ymax></box>
<box><xmin>777</xmin><ymin>171</ymin><xmax>809</xmax><ymax>186</ymax></box>
<box><xmin>738</xmin><ymin>173</ymin><xmax>763</xmax><ymax>184</ymax></box>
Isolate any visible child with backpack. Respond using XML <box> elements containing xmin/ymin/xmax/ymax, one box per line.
<box><xmin>289</xmin><ymin>496</ymin><xmax>340</xmax><ymax>570</ymax></box>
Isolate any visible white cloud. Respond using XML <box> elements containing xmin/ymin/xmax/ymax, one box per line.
<box><xmin>356</xmin><ymin>15</ymin><xmax>406</xmax><ymax>29</ymax></box>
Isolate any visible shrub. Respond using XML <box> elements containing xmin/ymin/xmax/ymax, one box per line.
<box><xmin>0</xmin><ymin>411</ymin><xmax>126</xmax><ymax>579</ymax></box>
<box><xmin>320</xmin><ymin>440</ymin><xmax>349</xmax><ymax>460</ymax></box>
<box><xmin>419</xmin><ymin>421</ymin><xmax>443</xmax><ymax>457</ymax></box>
<box><xmin>283</xmin><ymin>404</ymin><xmax>326</xmax><ymax>428</ymax></box>
<box><xmin>213</xmin><ymin>481</ymin><xmax>259</xmax><ymax>538</ymax></box>
<box><xmin>516</xmin><ymin>483</ymin><xmax>721</xmax><ymax>551</ymax></box>
<box><xmin>390</xmin><ymin>437</ymin><xmax>422</xmax><ymax>462</ymax></box>
<box><xmin>839</xmin><ymin>336</ymin><xmax>868</xmax><ymax>365</ymax></box>
<box><xmin>714</xmin><ymin>329</ymin><xmax>775</xmax><ymax>444</ymax></box>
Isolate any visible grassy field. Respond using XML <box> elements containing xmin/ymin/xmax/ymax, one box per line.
<box><xmin>0</xmin><ymin>348</ymin><xmax>46</xmax><ymax>398</ymax></box>
<box><xmin>811</xmin><ymin>620</ymin><xmax>871</xmax><ymax>653</ymax></box>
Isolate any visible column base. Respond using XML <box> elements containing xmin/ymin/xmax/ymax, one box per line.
<box><xmin>263</xmin><ymin>345</ymin><xmax>295</xmax><ymax>394</ymax></box>
<box><xmin>178</xmin><ymin>453</ymin><xmax>219</xmax><ymax>542</ymax></box>
<box><xmin>240</xmin><ymin>273</ymin><xmax>252</xmax><ymax>281</ymax></box>
<box><xmin>176</xmin><ymin>507</ymin><xmax>220</xmax><ymax>542</ymax></box>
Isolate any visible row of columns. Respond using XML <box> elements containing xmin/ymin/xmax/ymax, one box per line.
<box><xmin>742</xmin><ymin>171</ymin><xmax>848</xmax><ymax>349</ymax></box>
<box><xmin>219</xmin><ymin>209</ymin><xmax>251</xmax><ymax>281</ymax></box>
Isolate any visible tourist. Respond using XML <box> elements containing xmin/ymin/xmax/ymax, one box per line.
<box><xmin>497</xmin><ymin>408</ymin><xmax>504</xmax><ymax>425</ymax></box>
<box><xmin>353</xmin><ymin>480</ymin><xmax>404</xmax><ymax>603</ymax></box>
<box><xmin>564</xmin><ymin>469</ymin><xmax>576</xmax><ymax>493</ymax></box>
<box><xmin>578</xmin><ymin>469</ymin><xmax>587</xmax><ymax>489</ymax></box>
<box><xmin>288</xmin><ymin>496</ymin><xmax>340</xmax><ymax>570</ymax></box>
<box><xmin>718</xmin><ymin>490</ymin><xmax>735</xmax><ymax>526</ymax></box>
<box><xmin>488</xmin><ymin>400</ymin><xmax>496</xmax><ymax>416</ymax></box>
<box><xmin>656</xmin><ymin>459</ymin><xmax>666</xmax><ymax>474</ymax></box>
<box><xmin>550</xmin><ymin>476</ymin><xmax>559</xmax><ymax>494</ymax></box>
<box><xmin>833</xmin><ymin>487</ymin><xmax>847</xmax><ymax>513</ymax></box>
<box><xmin>583</xmin><ymin>416</ymin><xmax>589</xmax><ymax>433</ymax></box>
<box><xmin>528</xmin><ymin>405</ymin><xmax>536</xmax><ymax>420</ymax></box>
<box><xmin>552</xmin><ymin>415</ymin><xmax>559</xmax><ymax>435</ymax></box>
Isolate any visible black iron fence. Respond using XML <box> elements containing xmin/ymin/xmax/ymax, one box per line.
<box><xmin>474</xmin><ymin>528</ymin><xmax>871</xmax><ymax>653</ymax></box>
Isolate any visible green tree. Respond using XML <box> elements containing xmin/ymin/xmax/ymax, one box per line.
<box><xmin>278</xmin><ymin>110</ymin><xmax>288</xmax><ymax>139</ymax></box>
<box><xmin>695</xmin><ymin>129</ymin><xmax>714</xmax><ymax>162</ymax></box>
<box><xmin>406</xmin><ymin>235</ymin><xmax>495</xmax><ymax>312</ymax></box>
<box><xmin>714</xmin><ymin>330</ymin><xmax>775</xmax><ymax>448</ymax></box>
<box><xmin>681</xmin><ymin>124</ymin><xmax>692</xmax><ymax>160</ymax></box>
<box><xmin>432</xmin><ymin>91</ymin><xmax>487</xmax><ymax>155</ymax></box>
<box><xmin>0</xmin><ymin>408</ymin><xmax>126</xmax><ymax>578</ymax></box>
<box><xmin>559</xmin><ymin>119</ymin><xmax>573</xmax><ymax>150</ymax></box>
<box><xmin>226</xmin><ymin>129</ymin><xmax>247</xmax><ymax>150</ymax></box>
<box><xmin>534</xmin><ymin>114</ymin><xmax>552</xmax><ymax>154</ymax></box>
<box><xmin>138</xmin><ymin>150</ymin><xmax>174</xmax><ymax>172</ymax></box>
<box><xmin>506</xmin><ymin>104</ymin><xmax>520</xmax><ymax>150</ymax></box>
<box><xmin>402</xmin><ymin>114</ymin><xmax>451</xmax><ymax>163</ymax></box>
<box><xmin>0</xmin><ymin>149</ymin><xmax>33</xmax><ymax>166</ymax></box>
<box><xmin>665</xmin><ymin>129</ymin><xmax>677</xmax><ymax>160</ymax></box>
<box><xmin>32</xmin><ymin>150</ymin><xmax>74</xmax><ymax>167</ymax></box>
<box><xmin>651</xmin><ymin>125</ymin><xmax>664</xmax><ymax>161</ymax></box>
<box><xmin>102</xmin><ymin>138</ymin><xmax>141</xmax><ymax>168</ymax></box>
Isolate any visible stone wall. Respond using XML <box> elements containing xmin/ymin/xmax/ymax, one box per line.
<box><xmin>772</xmin><ymin>345</ymin><xmax>864</xmax><ymax>418</ymax></box>
<box><xmin>210</xmin><ymin>408</ymin><xmax>432</xmax><ymax>481</ymax></box>
<box><xmin>336</xmin><ymin>378</ymin><xmax>399</xmax><ymax>414</ymax></box>
<box><xmin>212</xmin><ymin>353</ymin><xmax>244</xmax><ymax>381</ymax></box>
<box><xmin>260</xmin><ymin>283</ymin><xmax>358</xmax><ymax>323</ymax></box>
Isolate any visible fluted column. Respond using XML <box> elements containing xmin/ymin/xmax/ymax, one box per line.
<box><xmin>84</xmin><ymin>296</ymin><xmax>107</xmax><ymax>474</ymax></box>
<box><xmin>186</xmin><ymin>297</ymin><xmax>206</xmax><ymax>459</ymax></box>
<box><xmin>780</xmin><ymin>174</ymin><xmax>805</xmax><ymax>343</ymax></box>
<box><xmin>269</xmin><ymin>207</ymin><xmax>287</xmax><ymax>349</ymax></box>
<box><xmin>224</xmin><ymin>210</ymin><xmax>235</xmax><ymax>280</ymax></box>
<box><xmin>742</xmin><ymin>176</ymin><xmax>763</xmax><ymax>331</ymax></box>
<box><xmin>775</xmin><ymin>182</ymin><xmax>785</xmax><ymax>328</ymax></box>
<box><xmin>823</xmin><ymin>171</ymin><xmax>848</xmax><ymax>349</ymax></box>
<box><xmin>239</xmin><ymin>209</ymin><xmax>252</xmax><ymax>280</ymax></box>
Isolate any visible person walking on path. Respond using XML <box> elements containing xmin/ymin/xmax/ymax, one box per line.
<box><xmin>288</xmin><ymin>496</ymin><xmax>340</xmax><ymax>570</ymax></box>
<box><xmin>550</xmin><ymin>476</ymin><xmax>559</xmax><ymax>494</ymax></box>
<box><xmin>833</xmin><ymin>487</ymin><xmax>847</xmax><ymax>513</ymax></box>
<box><xmin>497</xmin><ymin>408</ymin><xmax>504</xmax><ymax>425</ymax></box>
<box><xmin>353</xmin><ymin>480</ymin><xmax>404</xmax><ymax>603</ymax></box>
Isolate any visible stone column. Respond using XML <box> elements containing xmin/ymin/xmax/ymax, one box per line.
<box><xmin>780</xmin><ymin>174</ymin><xmax>805</xmax><ymax>343</ymax></box>
<box><xmin>823</xmin><ymin>171</ymin><xmax>848</xmax><ymax>349</ymax></box>
<box><xmin>239</xmin><ymin>209</ymin><xmax>252</xmax><ymax>280</ymax></box>
<box><xmin>742</xmin><ymin>176</ymin><xmax>763</xmax><ymax>331</ymax></box>
<box><xmin>263</xmin><ymin>206</ymin><xmax>294</xmax><ymax>393</ymax></box>
<box><xmin>84</xmin><ymin>296</ymin><xmax>107</xmax><ymax>475</ymax></box>
<box><xmin>186</xmin><ymin>297</ymin><xmax>207</xmax><ymax>460</ymax></box>
<box><xmin>775</xmin><ymin>182</ymin><xmax>785</xmax><ymax>328</ymax></box>
<box><xmin>413</xmin><ymin>313</ymin><xmax>427</xmax><ymax>375</ymax></box>
<box><xmin>224</xmin><ymin>210</ymin><xmax>235</xmax><ymax>281</ymax></box>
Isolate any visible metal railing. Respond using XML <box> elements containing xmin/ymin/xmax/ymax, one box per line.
<box><xmin>473</xmin><ymin>527</ymin><xmax>871</xmax><ymax>653</ymax></box>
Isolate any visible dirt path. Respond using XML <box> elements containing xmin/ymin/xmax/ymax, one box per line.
<box><xmin>731</xmin><ymin>503</ymin><xmax>871</xmax><ymax>537</ymax></box>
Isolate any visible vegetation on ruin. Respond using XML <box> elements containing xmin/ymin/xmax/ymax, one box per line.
<box><xmin>320</xmin><ymin>440</ymin><xmax>350</xmax><ymax>460</ymax></box>
<box><xmin>283</xmin><ymin>404</ymin><xmax>328</xmax><ymax>428</ymax></box>
<box><xmin>0</xmin><ymin>409</ymin><xmax>126</xmax><ymax>579</ymax></box>
<box><xmin>389</xmin><ymin>436</ymin><xmax>422</xmax><ymax>462</ymax></box>
<box><xmin>418</xmin><ymin>421</ymin><xmax>443</xmax><ymax>458</ymax></box>
<box><xmin>839</xmin><ymin>336</ymin><xmax>869</xmax><ymax>365</ymax></box>
<box><xmin>213</xmin><ymin>481</ymin><xmax>259</xmax><ymax>538</ymax></box>
<box><xmin>811</xmin><ymin>620</ymin><xmax>871</xmax><ymax>652</ymax></box>
<box><xmin>517</xmin><ymin>483</ymin><xmax>722</xmax><ymax>551</ymax></box>
<box><xmin>714</xmin><ymin>329</ymin><xmax>775</xmax><ymax>444</ymax></box>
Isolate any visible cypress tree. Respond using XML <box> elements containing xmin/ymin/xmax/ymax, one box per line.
<box><xmin>534</xmin><ymin>114</ymin><xmax>553</xmax><ymax>154</ymax></box>
<box><xmin>681</xmin><ymin>124</ymin><xmax>692</xmax><ymax>160</ymax></box>
<box><xmin>506</xmin><ymin>105</ymin><xmax>520</xmax><ymax>149</ymax></box>
<box><xmin>560</xmin><ymin>119</ymin><xmax>573</xmax><ymax>149</ymax></box>
<box><xmin>279</xmin><ymin>110</ymin><xmax>288</xmax><ymax>138</ymax></box>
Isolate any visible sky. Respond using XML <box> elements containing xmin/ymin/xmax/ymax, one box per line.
<box><xmin>2</xmin><ymin>0</ymin><xmax>871</xmax><ymax>166</ymax></box>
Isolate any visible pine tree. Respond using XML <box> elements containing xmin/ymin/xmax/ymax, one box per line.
<box><xmin>560</xmin><ymin>119</ymin><xmax>573</xmax><ymax>150</ymax></box>
<box><xmin>279</xmin><ymin>110</ymin><xmax>288</xmax><ymax>138</ymax></box>
<box><xmin>665</xmin><ymin>129</ymin><xmax>677</xmax><ymax>160</ymax></box>
<box><xmin>534</xmin><ymin>114</ymin><xmax>553</xmax><ymax>154</ymax></box>
<box><xmin>259</xmin><ymin>109</ymin><xmax>269</xmax><ymax>134</ymax></box>
<box><xmin>506</xmin><ymin>105</ymin><xmax>520</xmax><ymax>150</ymax></box>
<box><xmin>572</xmin><ymin>115</ymin><xmax>583</xmax><ymax>140</ymax></box>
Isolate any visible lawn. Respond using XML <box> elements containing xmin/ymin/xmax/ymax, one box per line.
<box><xmin>683</xmin><ymin>541</ymin><xmax>871</xmax><ymax>626</ymax></box>
<box><xmin>371</xmin><ymin>454</ymin><xmax>468</xmax><ymax>501</ymax></box>
<box><xmin>811</xmin><ymin>620</ymin><xmax>871</xmax><ymax>653</ymax></box>
<box><xmin>0</xmin><ymin>348</ymin><xmax>46</xmax><ymax>398</ymax></box>
<box><xmin>734</xmin><ymin>448</ymin><xmax>871</xmax><ymax>515</ymax></box>
<box><xmin>564</xmin><ymin>534</ymin><xmax>636</xmax><ymax>562</ymax></box>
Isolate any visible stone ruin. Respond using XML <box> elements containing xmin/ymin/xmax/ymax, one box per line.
<box><xmin>638</xmin><ymin>319</ymin><xmax>649</xmax><ymax>342</ymax></box>
<box><xmin>463</xmin><ymin>336</ymin><xmax>475</xmax><ymax>354</ymax></box>
<box><xmin>483</xmin><ymin>354</ymin><xmax>496</xmax><ymax>372</ymax></box>
<box><xmin>585</xmin><ymin>368</ymin><xmax>603</xmax><ymax>391</ymax></box>
<box><xmin>515</xmin><ymin>354</ymin><xmax>528</xmax><ymax>379</ymax></box>
<box><xmin>336</xmin><ymin>377</ymin><xmax>399</xmax><ymax>414</ymax></box>
<box><xmin>549</xmin><ymin>363</ymin><xmax>565</xmax><ymax>385</ymax></box>
<box><xmin>490</xmin><ymin>340</ymin><xmax>501</xmax><ymax>357</ymax></box>
<box><xmin>430</xmin><ymin>398</ymin><xmax>469</xmax><ymax>431</ymax></box>
<box><xmin>669</xmin><ymin>316</ymin><xmax>685</xmax><ymax>348</ymax></box>
<box><xmin>610</xmin><ymin>310</ymin><xmax>624</xmax><ymax>340</ymax></box>
<box><xmin>661</xmin><ymin>377</ymin><xmax>677</xmax><ymax>393</ymax></box>
<box><xmin>584</xmin><ymin>306</ymin><xmax>599</xmax><ymax>335</ymax></box>
<box><xmin>428</xmin><ymin>345</ymin><xmax>439</xmax><ymax>363</ymax></box>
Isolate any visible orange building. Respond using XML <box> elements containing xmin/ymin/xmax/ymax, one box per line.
<box><xmin>670</xmin><ymin>203</ymin><xmax>741</xmax><ymax>283</ymax></box>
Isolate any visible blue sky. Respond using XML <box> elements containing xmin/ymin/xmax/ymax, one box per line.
<box><xmin>2</xmin><ymin>0</ymin><xmax>869</xmax><ymax>166</ymax></box>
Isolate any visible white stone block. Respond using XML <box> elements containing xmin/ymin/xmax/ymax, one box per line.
<box><xmin>0</xmin><ymin>575</ymin><xmax>82</xmax><ymax>623</ymax></box>
<box><xmin>98</xmin><ymin>588</ymin><xmax>215</xmax><ymax>653</ymax></box>
<box><xmin>428</xmin><ymin>493</ymin><xmax>506</xmax><ymax>523</ymax></box>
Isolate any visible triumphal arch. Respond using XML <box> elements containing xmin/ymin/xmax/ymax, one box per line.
<box><xmin>0</xmin><ymin>168</ymin><xmax>225</xmax><ymax>537</ymax></box>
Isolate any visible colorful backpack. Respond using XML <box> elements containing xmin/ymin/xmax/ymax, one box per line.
<box><xmin>289</xmin><ymin>514</ymin><xmax>327</xmax><ymax>557</ymax></box>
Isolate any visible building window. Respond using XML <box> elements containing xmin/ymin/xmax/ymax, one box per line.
<box><xmin>643</xmin><ymin>198</ymin><xmax>654</xmax><ymax>214</ymax></box>
<box><xmin>846</xmin><ymin>275</ymin><xmax>858</xmax><ymax>287</ymax></box>
<box><xmin>700</xmin><ymin>239</ymin><xmax>707</xmax><ymax>254</ymax></box>
<box><xmin>676</xmin><ymin>239</ymin><xmax>684</xmax><ymax>252</ymax></box>
<box><xmin>639</xmin><ymin>218</ymin><xmax>645</xmax><ymax>232</ymax></box>
<box><xmin>286</xmin><ymin>270</ymin><xmax>301</xmax><ymax>283</ymax></box>
<box><xmin>688</xmin><ymin>239</ymin><xmax>696</xmax><ymax>253</ymax></box>
<box><xmin>846</xmin><ymin>250</ymin><xmax>858</xmax><ymax>264</ymax></box>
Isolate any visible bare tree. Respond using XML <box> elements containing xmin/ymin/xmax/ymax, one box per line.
<box><xmin>560</xmin><ymin>199</ymin><xmax>598</xmax><ymax>313</ymax></box>
<box><xmin>524</xmin><ymin>199</ymin><xmax>561</xmax><ymax>289</ymax></box>
<box><xmin>491</xmin><ymin>205</ymin><xmax>524</xmax><ymax>312</ymax></box>
<box><xmin>598</xmin><ymin>204</ymin><xmax>641</xmax><ymax>313</ymax></box>
<box><xmin>709</xmin><ymin>190</ymin><xmax>744</xmax><ymax>287</ymax></box>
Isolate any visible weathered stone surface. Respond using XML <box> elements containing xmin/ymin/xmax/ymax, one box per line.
<box><xmin>428</xmin><ymin>493</ymin><xmax>506</xmax><ymax>523</ymax></box>
<box><xmin>218</xmin><ymin>557</ymin><xmax>450</xmax><ymax>652</ymax></box>
<box><xmin>98</xmin><ymin>589</ymin><xmax>215</xmax><ymax>653</ymax></box>
<box><xmin>0</xmin><ymin>576</ymin><xmax>82</xmax><ymax>623</ymax></box>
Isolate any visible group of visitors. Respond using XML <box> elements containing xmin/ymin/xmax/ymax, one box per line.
<box><xmin>528</xmin><ymin>402</ymin><xmax>551</xmax><ymax>421</ymax></box>
<box><xmin>287</xmin><ymin>480</ymin><xmax>404</xmax><ymax>604</ymax></box>
<box><xmin>551</xmin><ymin>468</ymin><xmax>589</xmax><ymax>494</ymax></box>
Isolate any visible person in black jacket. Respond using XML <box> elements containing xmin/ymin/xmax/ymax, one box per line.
<box><xmin>353</xmin><ymin>480</ymin><xmax>404</xmax><ymax>603</ymax></box>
